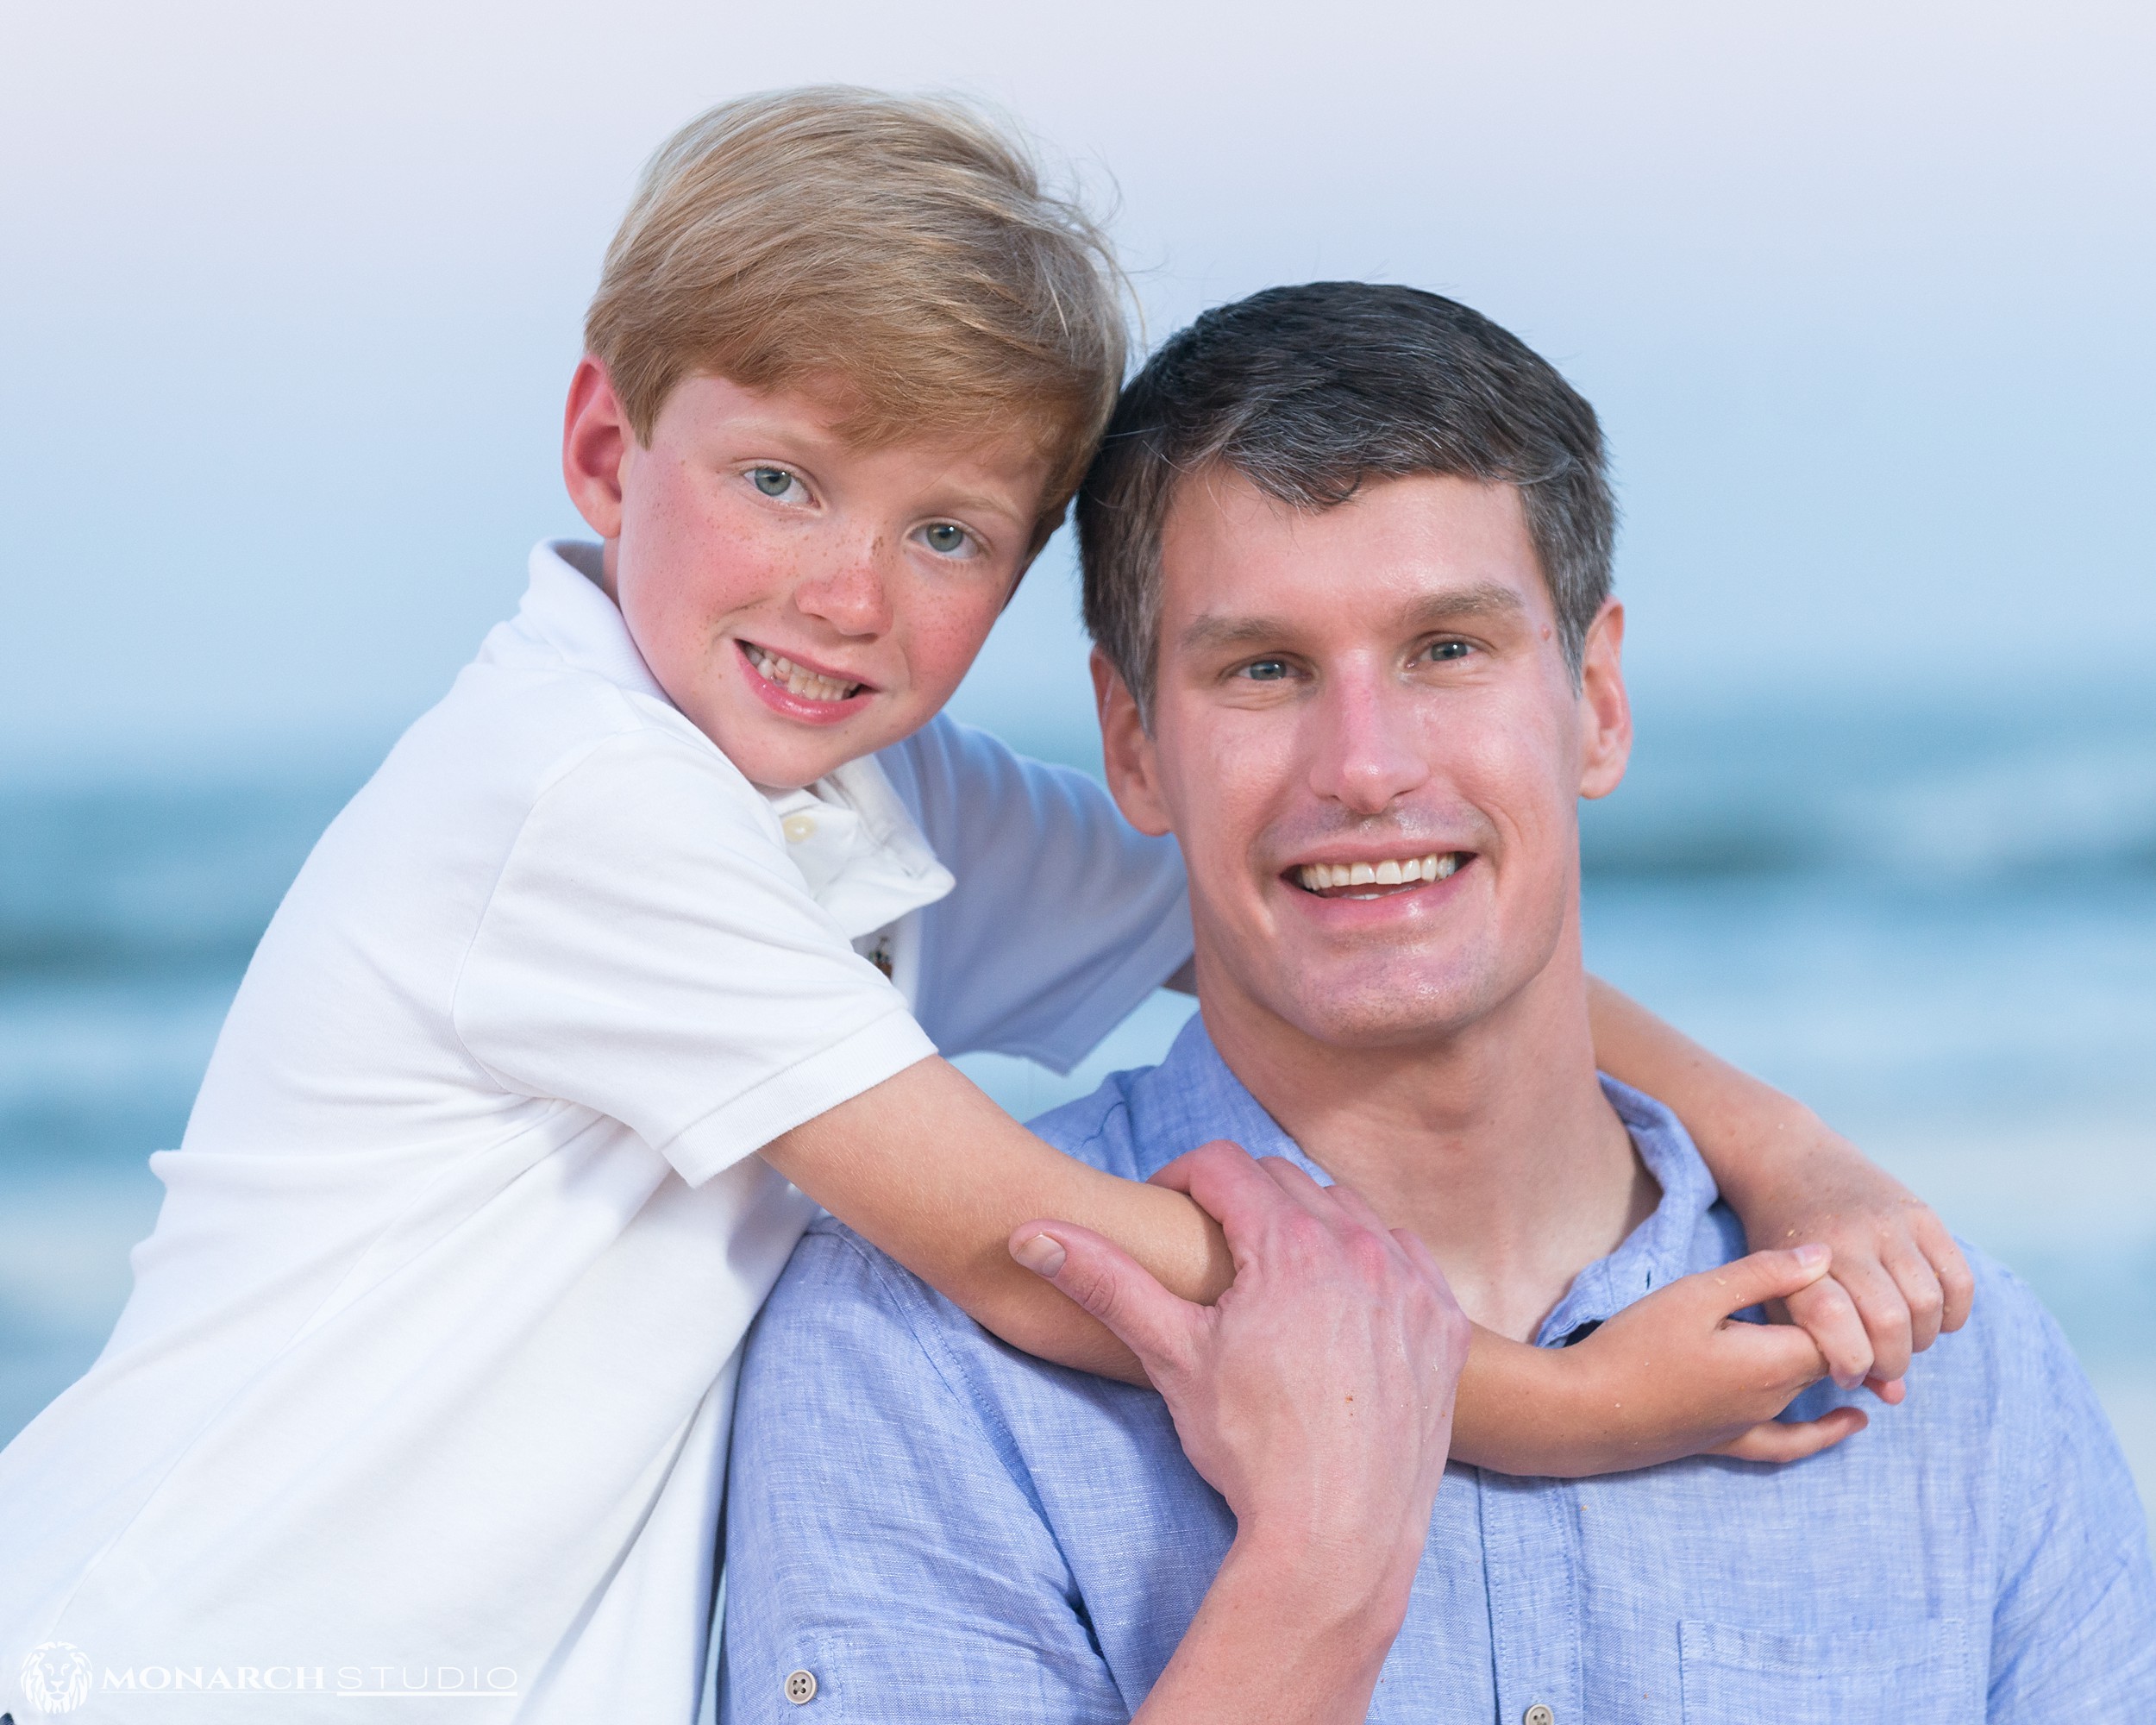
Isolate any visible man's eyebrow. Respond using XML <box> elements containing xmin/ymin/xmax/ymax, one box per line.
<box><xmin>1177</xmin><ymin>613</ymin><xmax>1300</xmax><ymax>653</ymax></box>
<box><xmin>1397</xmin><ymin>583</ymin><xmax>1528</xmax><ymax>628</ymax></box>
<box><xmin>1177</xmin><ymin>583</ymin><xmax>1528</xmax><ymax>653</ymax></box>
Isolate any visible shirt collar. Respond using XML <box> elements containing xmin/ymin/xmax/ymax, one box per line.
<box><xmin>1127</xmin><ymin>1016</ymin><xmax>1720</xmax><ymax>1347</ymax></box>
<box><xmin>497</xmin><ymin>539</ymin><xmax>954</xmax><ymax>939</ymax></box>
<box><xmin>502</xmin><ymin>538</ymin><xmax>674</xmax><ymax>705</ymax></box>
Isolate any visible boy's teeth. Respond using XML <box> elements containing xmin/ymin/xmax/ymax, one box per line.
<box><xmin>748</xmin><ymin>645</ymin><xmax>860</xmax><ymax>703</ymax></box>
<box><xmin>1295</xmin><ymin>853</ymin><xmax>1461</xmax><ymax>894</ymax></box>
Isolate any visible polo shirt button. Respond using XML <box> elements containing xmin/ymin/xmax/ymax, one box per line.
<box><xmin>1524</xmin><ymin>1706</ymin><xmax>1555</xmax><ymax>1725</ymax></box>
<box><xmin>781</xmin><ymin>813</ymin><xmax>818</xmax><ymax>844</ymax></box>
<box><xmin>784</xmin><ymin>1668</ymin><xmax>818</xmax><ymax>1704</ymax></box>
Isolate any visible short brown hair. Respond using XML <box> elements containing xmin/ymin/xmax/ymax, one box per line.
<box><xmin>1080</xmin><ymin>283</ymin><xmax>1615</xmax><ymax>718</ymax></box>
<box><xmin>586</xmin><ymin>87</ymin><xmax>1127</xmax><ymax>543</ymax></box>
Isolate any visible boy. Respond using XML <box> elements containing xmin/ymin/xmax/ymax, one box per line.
<box><xmin>0</xmin><ymin>89</ymin><xmax>1966</xmax><ymax>1723</ymax></box>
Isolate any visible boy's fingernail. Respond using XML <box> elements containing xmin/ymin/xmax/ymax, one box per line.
<box><xmin>1012</xmin><ymin>1233</ymin><xmax>1067</xmax><ymax>1279</ymax></box>
<box><xmin>1795</xmin><ymin>1243</ymin><xmax>1830</xmax><ymax>1269</ymax></box>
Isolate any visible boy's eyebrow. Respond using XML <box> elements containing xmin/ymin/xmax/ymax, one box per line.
<box><xmin>929</xmin><ymin>484</ymin><xmax>1034</xmax><ymax>524</ymax></box>
<box><xmin>1177</xmin><ymin>582</ymin><xmax>1528</xmax><ymax>652</ymax></box>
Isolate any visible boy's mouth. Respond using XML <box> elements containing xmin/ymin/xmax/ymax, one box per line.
<box><xmin>1288</xmin><ymin>851</ymin><xmax>1467</xmax><ymax>899</ymax></box>
<box><xmin>739</xmin><ymin>641</ymin><xmax>868</xmax><ymax>705</ymax></box>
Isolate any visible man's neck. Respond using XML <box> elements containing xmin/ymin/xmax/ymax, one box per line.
<box><xmin>1199</xmin><ymin>932</ymin><xmax>1656</xmax><ymax>1344</ymax></box>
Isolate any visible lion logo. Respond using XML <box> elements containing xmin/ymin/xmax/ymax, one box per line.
<box><xmin>18</xmin><ymin>1642</ymin><xmax>93</xmax><ymax>1716</ymax></box>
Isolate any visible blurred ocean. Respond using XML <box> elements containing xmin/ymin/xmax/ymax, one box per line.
<box><xmin>3</xmin><ymin>686</ymin><xmax>2153</xmax><ymax>1519</ymax></box>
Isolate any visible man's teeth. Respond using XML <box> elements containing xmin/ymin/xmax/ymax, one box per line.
<box><xmin>746</xmin><ymin>645</ymin><xmax>862</xmax><ymax>703</ymax></box>
<box><xmin>1295</xmin><ymin>854</ymin><xmax>1461</xmax><ymax>893</ymax></box>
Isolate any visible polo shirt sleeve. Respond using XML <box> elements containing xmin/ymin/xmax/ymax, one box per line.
<box><xmin>881</xmin><ymin>718</ymin><xmax>1193</xmax><ymax>1072</ymax></box>
<box><xmin>721</xmin><ymin>1225</ymin><xmax>1130</xmax><ymax>1725</ymax></box>
<box><xmin>1984</xmin><ymin>1268</ymin><xmax>2156</xmax><ymax>1717</ymax></box>
<box><xmin>452</xmin><ymin>728</ymin><xmax>937</xmax><ymax>1187</ymax></box>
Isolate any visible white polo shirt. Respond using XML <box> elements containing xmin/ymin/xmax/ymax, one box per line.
<box><xmin>0</xmin><ymin>542</ymin><xmax>1192</xmax><ymax>1724</ymax></box>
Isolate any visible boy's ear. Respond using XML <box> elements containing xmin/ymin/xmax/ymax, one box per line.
<box><xmin>561</xmin><ymin>358</ymin><xmax>632</xmax><ymax>548</ymax></box>
<box><xmin>1576</xmin><ymin>599</ymin><xmax>1633</xmax><ymax>801</ymax></box>
<box><xmin>1092</xmin><ymin>649</ymin><xmax>1174</xmax><ymax>838</ymax></box>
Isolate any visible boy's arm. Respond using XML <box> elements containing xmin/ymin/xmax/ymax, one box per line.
<box><xmin>762</xmin><ymin>1056</ymin><xmax>1876</xmax><ymax>1477</ymax></box>
<box><xmin>1585</xmin><ymin>975</ymin><xmax>1975</xmax><ymax>1389</ymax></box>
<box><xmin>761</xmin><ymin>1054</ymin><xmax>1225</xmax><ymax>1383</ymax></box>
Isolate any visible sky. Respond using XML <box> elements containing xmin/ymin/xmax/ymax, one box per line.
<box><xmin>2</xmin><ymin>0</ymin><xmax>2151</xmax><ymax>776</ymax></box>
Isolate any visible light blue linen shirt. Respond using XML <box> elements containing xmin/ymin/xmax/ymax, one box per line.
<box><xmin>721</xmin><ymin>1016</ymin><xmax>2156</xmax><ymax>1723</ymax></box>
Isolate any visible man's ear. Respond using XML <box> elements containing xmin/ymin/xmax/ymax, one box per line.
<box><xmin>1576</xmin><ymin>599</ymin><xmax>1633</xmax><ymax>800</ymax></box>
<box><xmin>1092</xmin><ymin>649</ymin><xmax>1175</xmax><ymax>837</ymax></box>
<box><xmin>561</xmin><ymin>357</ymin><xmax>632</xmax><ymax>556</ymax></box>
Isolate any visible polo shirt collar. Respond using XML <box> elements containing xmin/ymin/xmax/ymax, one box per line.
<box><xmin>520</xmin><ymin>539</ymin><xmax>672</xmax><ymax>705</ymax></box>
<box><xmin>1130</xmin><ymin>1015</ymin><xmax>1720</xmax><ymax>1348</ymax></box>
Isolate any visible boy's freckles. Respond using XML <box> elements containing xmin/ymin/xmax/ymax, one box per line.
<box><xmin>592</xmin><ymin>373</ymin><xmax>1047</xmax><ymax>789</ymax></box>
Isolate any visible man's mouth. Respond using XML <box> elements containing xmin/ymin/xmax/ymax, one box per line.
<box><xmin>1290</xmin><ymin>852</ymin><xmax>1466</xmax><ymax>900</ymax></box>
<box><xmin>740</xmin><ymin>641</ymin><xmax>868</xmax><ymax>704</ymax></box>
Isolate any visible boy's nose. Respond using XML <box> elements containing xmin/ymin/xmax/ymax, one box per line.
<box><xmin>793</xmin><ymin>539</ymin><xmax>894</xmax><ymax>637</ymax></box>
<box><xmin>1307</xmin><ymin>672</ymin><xmax>1430</xmax><ymax>816</ymax></box>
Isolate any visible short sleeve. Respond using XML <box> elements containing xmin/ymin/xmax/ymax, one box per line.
<box><xmin>453</xmin><ymin>730</ymin><xmax>937</xmax><ymax>1185</ymax></box>
<box><xmin>881</xmin><ymin>718</ymin><xmax>1192</xmax><ymax>1071</ymax></box>
<box><xmin>1985</xmin><ymin>1271</ymin><xmax>2156</xmax><ymax>1716</ymax></box>
<box><xmin>721</xmin><ymin>1227</ymin><xmax>1127</xmax><ymax>1725</ymax></box>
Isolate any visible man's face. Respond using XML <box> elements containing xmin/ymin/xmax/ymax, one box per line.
<box><xmin>565</xmin><ymin>364</ymin><xmax>1051</xmax><ymax>789</ymax></box>
<box><xmin>1100</xmin><ymin>468</ymin><xmax>1630</xmax><ymax>1051</ymax></box>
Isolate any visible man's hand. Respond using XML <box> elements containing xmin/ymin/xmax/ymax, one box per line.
<box><xmin>1010</xmin><ymin>1140</ymin><xmax>1470</xmax><ymax>1725</ymax></box>
<box><xmin>1720</xmin><ymin>1125</ymin><xmax>1975</xmax><ymax>1396</ymax></box>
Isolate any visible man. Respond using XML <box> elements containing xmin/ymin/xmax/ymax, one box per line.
<box><xmin>719</xmin><ymin>283</ymin><xmax>2156</xmax><ymax>1722</ymax></box>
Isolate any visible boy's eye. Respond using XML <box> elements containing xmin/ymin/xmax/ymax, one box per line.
<box><xmin>920</xmin><ymin>523</ymin><xmax>972</xmax><ymax>556</ymax></box>
<box><xmin>1423</xmin><ymin>640</ymin><xmax>1472</xmax><ymax>662</ymax></box>
<box><xmin>749</xmin><ymin>467</ymin><xmax>798</xmax><ymax>499</ymax></box>
<box><xmin>1236</xmin><ymin>657</ymin><xmax>1294</xmax><ymax>682</ymax></box>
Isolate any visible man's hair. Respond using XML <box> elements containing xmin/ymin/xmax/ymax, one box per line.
<box><xmin>586</xmin><ymin>87</ymin><xmax>1127</xmax><ymax>543</ymax></box>
<box><xmin>1078</xmin><ymin>282</ymin><xmax>1614</xmax><ymax>716</ymax></box>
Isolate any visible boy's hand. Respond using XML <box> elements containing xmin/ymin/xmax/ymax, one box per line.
<box><xmin>1544</xmin><ymin>1243</ymin><xmax>1869</xmax><ymax>1473</ymax></box>
<box><xmin>1581</xmin><ymin>979</ymin><xmax>1973</xmax><ymax>1400</ymax></box>
<box><xmin>1717</xmin><ymin>1123</ymin><xmax>1975</xmax><ymax>1396</ymax></box>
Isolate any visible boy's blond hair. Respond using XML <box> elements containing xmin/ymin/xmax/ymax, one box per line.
<box><xmin>586</xmin><ymin>87</ymin><xmax>1127</xmax><ymax>544</ymax></box>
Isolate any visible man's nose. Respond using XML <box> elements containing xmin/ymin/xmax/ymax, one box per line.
<box><xmin>1307</xmin><ymin>670</ymin><xmax>1430</xmax><ymax>816</ymax></box>
<box><xmin>793</xmin><ymin>536</ymin><xmax>894</xmax><ymax>637</ymax></box>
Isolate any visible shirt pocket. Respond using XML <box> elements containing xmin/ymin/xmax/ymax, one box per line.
<box><xmin>1678</xmin><ymin>1617</ymin><xmax>1982</xmax><ymax>1725</ymax></box>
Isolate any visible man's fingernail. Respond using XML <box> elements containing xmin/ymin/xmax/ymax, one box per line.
<box><xmin>1012</xmin><ymin>1233</ymin><xmax>1067</xmax><ymax>1278</ymax></box>
<box><xmin>1795</xmin><ymin>1243</ymin><xmax>1830</xmax><ymax>1269</ymax></box>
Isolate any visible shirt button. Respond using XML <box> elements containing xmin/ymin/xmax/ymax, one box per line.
<box><xmin>1524</xmin><ymin>1706</ymin><xmax>1555</xmax><ymax>1725</ymax></box>
<box><xmin>781</xmin><ymin>813</ymin><xmax>818</xmax><ymax>844</ymax></box>
<box><xmin>784</xmin><ymin>1668</ymin><xmax>818</xmax><ymax>1704</ymax></box>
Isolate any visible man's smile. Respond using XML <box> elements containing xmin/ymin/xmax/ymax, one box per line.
<box><xmin>1290</xmin><ymin>850</ymin><xmax>1468</xmax><ymax>900</ymax></box>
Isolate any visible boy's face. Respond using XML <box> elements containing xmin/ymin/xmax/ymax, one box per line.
<box><xmin>564</xmin><ymin>364</ymin><xmax>1051</xmax><ymax>788</ymax></box>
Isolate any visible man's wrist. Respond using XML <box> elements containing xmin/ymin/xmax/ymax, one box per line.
<box><xmin>1218</xmin><ymin>1521</ymin><xmax>1419</xmax><ymax>1660</ymax></box>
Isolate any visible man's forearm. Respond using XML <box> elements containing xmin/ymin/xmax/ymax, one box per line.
<box><xmin>1131</xmin><ymin>1528</ymin><xmax>1415</xmax><ymax>1725</ymax></box>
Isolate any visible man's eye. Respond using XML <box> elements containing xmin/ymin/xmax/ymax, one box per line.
<box><xmin>921</xmin><ymin>523</ymin><xmax>971</xmax><ymax>556</ymax></box>
<box><xmin>1425</xmin><ymin>640</ymin><xmax>1472</xmax><ymax>662</ymax></box>
<box><xmin>749</xmin><ymin>467</ymin><xmax>797</xmax><ymax>499</ymax></box>
<box><xmin>1238</xmin><ymin>658</ymin><xmax>1293</xmax><ymax>681</ymax></box>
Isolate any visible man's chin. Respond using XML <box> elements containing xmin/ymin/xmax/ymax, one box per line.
<box><xmin>1262</xmin><ymin>965</ymin><xmax>1501</xmax><ymax>1052</ymax></box>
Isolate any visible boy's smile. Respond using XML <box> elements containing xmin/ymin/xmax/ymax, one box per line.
<box><xmin>562</xmin><ymin>365</ymin><xmax>1053</xmax><ymax>789</ymax></box>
